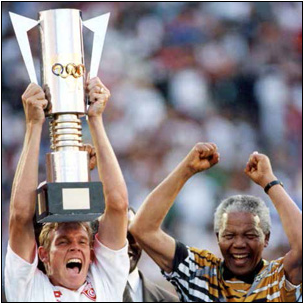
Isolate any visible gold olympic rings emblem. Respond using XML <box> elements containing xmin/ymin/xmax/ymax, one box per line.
<box><xmin>52</xmin><ymin>63</ymin><xmax>85</xmax><ymax>79</ymax></box>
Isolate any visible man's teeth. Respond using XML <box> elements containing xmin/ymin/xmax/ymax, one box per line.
<box><xmin>67</xmin><ymin>258</ymin><xmax>82</xmax><ymax>264</ymax></box>
<box><xmin>233</xmin><ymin>254</ymin><xmax>248</xmax><ymax>259</ymax></box>
<box><xmin>66</xmin><ymin>258</ymin><xmax>82</xmax><ymax>273</ymax></box>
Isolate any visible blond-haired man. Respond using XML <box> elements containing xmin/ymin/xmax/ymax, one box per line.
<box><xmin>5</xmin><ymin>77</ymin><xmax>130</xmax><ymax>302</ymax></box>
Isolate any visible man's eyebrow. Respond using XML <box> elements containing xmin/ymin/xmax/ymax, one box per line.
<box><xmin>222</xmin><ymin>227</ymin><xmax>259</xmax><ymax>233</ymax></box>
<box><xmin>244</xmin><ymin>228</ymin><xmax>260</xmax><ymax>233</ymax></box>
<box><xmin>55</xmin><ymin>235</ymin><xmax>69</xmax><ymax>242</ymax></box>
<box><xmin>221</xmin><ymin>230</ymin><xmax>234</xmax><ymax>234</ymax></box>
<box><xmin>79</xmin><ymin>235</ymin><xmax>89</xmax><ymax>241</ymax></box>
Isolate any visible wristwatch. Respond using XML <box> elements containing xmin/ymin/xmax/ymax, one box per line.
<box><xmin>264</xmin><ymin>180</ymin><xmax>284</xmax><ymax>194</ymax></box>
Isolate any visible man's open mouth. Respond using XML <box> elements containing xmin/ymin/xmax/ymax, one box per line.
<box><xmin>232</xmin><ymin>254</ymin><xmax>249</xmax><ymax>259</ymax></box>
<box><xmin>66</xmin><ymin>258</ymin><xmax>82</xmax><ymax>274</ymax></box>
<box><xmin>230</xmin><ymin>254</ymin><xmax>250</xmax><ymax>266</ymax></box>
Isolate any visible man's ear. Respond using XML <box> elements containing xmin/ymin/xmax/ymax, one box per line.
<box><xmin>264</xmin><ymin>233</ymin><xmax>270</xmax><ymax>248</ymax></box>
<box><xmin>38</xmin><ymin>246</ymin><xmax>49</xmax><ymax>263</ymax></box>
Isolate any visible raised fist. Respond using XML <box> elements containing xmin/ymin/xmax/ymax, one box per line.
<box><xmin>86</xmin><ymin>75</ymin><xmax>111</xmax><ymax>118</ymax></box>
<box><xmin>244</xmin><ymin>152</ymin><xmax>276</xmax><ymax>188</ymax></box>
<box><xmin>21</xmin><ymin>83</ymin><xmax>48</xmax><ymax>125</ymax></box>
<box><xmin>184</xmin><ymin>142</ymin><xmax>220</xmax><ymax>175</ymax></box>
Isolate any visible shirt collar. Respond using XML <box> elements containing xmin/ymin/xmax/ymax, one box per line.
<box><xmin>222</xmin><ymin>259</ymin><xmax>264</xmax><ymax>284</ymax></box>
<box><xmin>128</xmin><ymin>267</ymin><xmax>141</xmax><ymax>292</ymax></box>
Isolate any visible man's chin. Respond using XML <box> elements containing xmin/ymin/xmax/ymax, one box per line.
<box><xmin>64</xmin><ymin>278</ymin><xmax>86</xmax><ymax>291</ymax></box>
<box><xmin>226</xmin><ymin>260</ymin><xmax>255</xmax><ymax>276</ymax></box>
<box><xmin>53</xmin><ymin>273</ymin><xmax>86</xmax><ymax>291</ymax></box>
<box><xmin>229</xmin><ymin>264</ymin><xmax>254</xmax><ymax>277</ymax></box>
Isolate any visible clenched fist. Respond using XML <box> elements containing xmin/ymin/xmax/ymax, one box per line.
<box><xmin>21</xmin><ymin>83</ymin><xmax>48</xmax><ymax>125</ymax></box>
<box><xmin>86</xmin><ymin>75</ymin><xmax>111</xmax><ymax>118</ymax></box>
<box><xmin>184</xmin><ymin>142</ymin><xmax>220</xmax><ymax>175</ymax></box>
<box><xmin>244</xmin><ymin>152</ymin><xmax>277</xmax><ymax>188</ymax></box>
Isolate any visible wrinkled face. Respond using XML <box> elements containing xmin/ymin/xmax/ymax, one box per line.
<box><xmin>217</xmin><ymin>212</ymin><xmax>269</xmax><ymax>277</ymax></box>
<box><xmin>127</xmin><ymin>209</ymin><xmax>142</xmax><ymax>273</ymax></box>
<box><xmin>38</xmin><ymin>223</ymin><xmax>93</xmax><ymax>290</ymax></box>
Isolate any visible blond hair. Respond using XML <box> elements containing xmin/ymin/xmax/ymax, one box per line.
<box><xmin>39</xmin><ymin>222</ymin><xmax>94</xmax><ymax>251</ymax></box>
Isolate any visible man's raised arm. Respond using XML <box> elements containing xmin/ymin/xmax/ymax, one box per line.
<box><xmin>9</xmin><ymin>84</ymin><xmax>48</xmax><ymax>263</ymax></box>
<box><xmin>130</xmin><ymin>143</ymin><xmax>219</xmax><ymax>273</ymax></box>
<box><xmin>86</xmin><ymin>77</ymin><xmax>128</xmax><ymax>250</ymax></box>
<box><xmin>245</xmin><ymin>152</ymin><xmax>302</xmax><ymax>285</ymax></box>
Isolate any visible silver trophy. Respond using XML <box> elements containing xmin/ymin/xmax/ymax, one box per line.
<box><xmin>10</xmin><ymin>9</ymin><xmax>110</xmax><ymax>222</ymax></box>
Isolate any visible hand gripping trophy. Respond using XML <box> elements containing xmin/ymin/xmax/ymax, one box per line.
<box><xmin>10</xmin><ymin>9</ymin><xmax>110</xmax><ymax>222</ymax></box>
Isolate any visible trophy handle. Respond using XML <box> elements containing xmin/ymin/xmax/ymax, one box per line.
<box><xmin>83</xmin><ymin>13</ymin><xmax>110</xmax><ymax>79</ymax></box>
<box><xmin>9</xmin><ymin>12</ymin><xmax>39</xmax><ymax>84</ymax></box>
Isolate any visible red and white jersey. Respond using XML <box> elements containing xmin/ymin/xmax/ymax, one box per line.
<box><xmin>5</xmin><ymin>236</ymin><xmax>129</xmax><ymax>302</ymax></box>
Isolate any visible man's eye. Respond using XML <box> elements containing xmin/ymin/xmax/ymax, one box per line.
<box><xmin>246</xmin><ymin>234</ymin><xmax>258</xmax><ymax>239</ymax></box>
<box><xmin>224</xmin><ymin>235</ymin><xmax>234</xmax><ymax>240</ymax></box>
<box><xmin>58</xmin><ymin>241</ymin><xmax>67</xmax><ymax>245</ymax></box>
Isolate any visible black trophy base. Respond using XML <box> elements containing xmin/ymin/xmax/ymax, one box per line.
<box><xmin>36</xmin><ymin>181</ymin><xmax>104</xmax><ymax>223</ymax></box>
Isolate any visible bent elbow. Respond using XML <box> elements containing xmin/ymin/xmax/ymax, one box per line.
<box><xmin>105</xmin><ymin>192</ymin><xmax>129</xmax><ymax>213</ymax></box>
<box><xmin>9</xmin><ymin>212</ymin><xmax>33</xmax><ymax>231</ymax></box>
<box><xmin>129</xmin><ymin>222</ymin><xmax>152</xmax><ymax>242</ymax></box>
<box><xmin>295</xmin><ymin>249</ymin><xmax>303</xmax><ymax>266</ymax></box>
<box><xmin>290</xmin><ymin>244</ymin><xmax>303</xmax><ymax>265</ymax></box>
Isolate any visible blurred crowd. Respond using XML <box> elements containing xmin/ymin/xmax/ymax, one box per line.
<box><xmin>2</xmin><ymin>1</ymin><xmax>302</xmax><ymax>297</ymax></box>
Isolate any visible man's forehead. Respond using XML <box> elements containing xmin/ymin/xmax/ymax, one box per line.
<box><xmin>54</xmin><ymin>223</ymin><xmax>89</xmax><ymax>238</ymax></box>
<box><xmin>222</xmin><ymin>212</ymin><xmax>261</xmax><ymax>231</ymax></box>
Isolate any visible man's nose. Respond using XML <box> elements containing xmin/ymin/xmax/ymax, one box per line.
<box><xmin>68</xmin><ymin>242</ymin><xmax>81</xmax><ymax>251</ymax></box>
<box><xmin>233</xmin><ymin>236</ymin><xmax>246</xmax><ymax>248</ymax></box>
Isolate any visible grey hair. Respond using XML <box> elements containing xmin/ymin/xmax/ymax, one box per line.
<box><xmin>214</xmin><ymin>195</ymin><xmax>271</xmax><ymax>235</ymax></box>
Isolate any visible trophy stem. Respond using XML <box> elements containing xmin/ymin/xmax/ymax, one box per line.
<box><xmin>46</xmin><ymin>114</ymin><xmax>90</xmax><ymax>183</ymax></box>
<box><xmin>50</xmin><ymin>114</ymin><xmax>83</xmax><ymax>151</ymax></box>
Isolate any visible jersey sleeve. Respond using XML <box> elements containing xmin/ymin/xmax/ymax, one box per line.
<box><xmin>89</xmin><ymin>235</ymin><xmax>130</xmax><ymax>301</ymax></box>
<box><xmin>270</xmin><ymin>257</ymin><xmax>302</xmax><ymax>302</ymax></box>
<box><xmin>162</xmin><ymin>240</ymin><xmax>220</xmax><ymax>302</ymax></box>
<box><xmin>5</xmin><ymin>244</ymin><xmax>38</xmax><ymax>302</ymax></box>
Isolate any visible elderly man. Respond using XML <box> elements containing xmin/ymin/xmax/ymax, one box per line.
<box><xmin>123</xmin><ymin>208</ymin><xmax>179</xmax><ymax>302</ymax></box>
<box><xmin>130</xmin><ymin>143</ymin><xmax>302</xmax><ymax>302</ymax></box>
<box><xmin>5</xmin><ymin>77</ymin><xmax>130</xmax><ymax>302</ymax></box>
